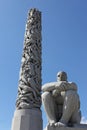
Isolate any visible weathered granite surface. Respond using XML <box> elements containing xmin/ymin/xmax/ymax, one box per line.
<box><xmin>16</xmin><ymin>8</ymin><xmax>42</xmax><ymax>109</ymax></box>
<box><xmin>11</xmin><ymin>8</ymin><xmax>42</xmax><ymax>130</ymax></box>
<box><xmin>11</xmin><ymin>109</ymin><xmax>42</xmax><ymax>130</ymax></box>
<box><xmin>44</xmin><ymin>124</ymin><xmax>87</xmax><ymax>130</ymax></box>
<box><xmin>42</xmin><ymin>71</ymin><xmax>81</xmax><ymax>127</ymax></box>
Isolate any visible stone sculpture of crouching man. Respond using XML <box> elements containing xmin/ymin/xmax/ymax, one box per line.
<box><xmin>42</xmin><ymin>71</ymin><xmax>81</xmax><ymax>127</ymax></box>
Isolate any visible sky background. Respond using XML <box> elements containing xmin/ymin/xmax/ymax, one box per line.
<box><xmin>0</xmin><ymin>0</ymin><xmax>87</xmax><ymax>130</ymax></box>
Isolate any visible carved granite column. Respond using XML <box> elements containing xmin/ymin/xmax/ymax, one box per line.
<box><xmin>11</xmin><ymin>8</ymin><xmax>42</xmax><ymax>130</ymax></box>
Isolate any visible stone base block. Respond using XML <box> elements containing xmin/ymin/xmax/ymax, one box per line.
<box><xmin>44</xmin><ymin>124</ymin><xmax>87</xmax><ymax>130</ymax></box>
<box><xmin>11</xmin><ymin>109</ymin><xmax>42</xmax><ymax>130</ymax></box>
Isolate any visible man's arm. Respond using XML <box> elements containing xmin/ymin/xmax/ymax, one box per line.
<box><xmin>42</xmin><ymin>81</ymin><xmax>77</xmax><ymax>92</ymax></box>
<box><xmin>52</xmin><ymin>82</ymin><xmax>77</xmax><ymax>97</ymax></box>
<box><xmin>55</xmin><ymin>81</ymin><xmax>77</xmax><ymax>92</ymax></box>
<box><xmin>42</xmin><ymin>82</ymin><xmax>57</xmax><ymax>92</ymax></box>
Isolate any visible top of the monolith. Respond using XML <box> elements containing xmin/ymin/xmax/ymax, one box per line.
<box><xmin>28</xmin><ymin>8</ymin><xmax>41</xmax><ymax>18</ymax></box>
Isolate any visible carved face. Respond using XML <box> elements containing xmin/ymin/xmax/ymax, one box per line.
<box><xmin>57</xmin><ymin>71</ymin><xmax>67</xmax><ymax>81</ymax></box>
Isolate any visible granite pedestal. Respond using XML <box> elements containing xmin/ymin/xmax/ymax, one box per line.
<box><xmin>44</xmin><ymin>124</ymin><xmax>87</xmax><ymax>130</ymax></box>
<box><xmin>11</xmin><ymin>109</ymin><xmax>42</xmax><ymax>130</ymax></box>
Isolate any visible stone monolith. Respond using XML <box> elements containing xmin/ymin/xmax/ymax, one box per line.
<box><xmin>11</xmin><ymin>8</ymin><xmax>42</xmax><ymax>130</ymax></box>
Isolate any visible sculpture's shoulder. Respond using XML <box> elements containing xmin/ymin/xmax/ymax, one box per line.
<box><xmin>69</xmin><ymin>82</ymin><xmax>77</xmax><ymax>86</ymax></box>
<box><xmin>69</xmin><ymin>82</ymin><xmax>78</xmax><ymax>90</ymax></box>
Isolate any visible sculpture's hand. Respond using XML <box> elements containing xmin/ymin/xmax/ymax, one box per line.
<box><xmin>55</xmin><ymin>81</ymin><xmax>77</xmax><ymax>91</ymax></box>
<box><xmin>52</xmin><ymin>89</ymin><xmax>60</xmax><ymax>97</ymax></box>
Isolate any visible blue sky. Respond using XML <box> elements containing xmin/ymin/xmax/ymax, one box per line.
<box><xmin>0</xmin><ymin>0</ymin><xmax>87</xmax><ymax>130</ymax></box>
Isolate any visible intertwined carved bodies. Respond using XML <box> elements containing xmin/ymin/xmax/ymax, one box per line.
<box><xmin>42</xmin><ymin>71</ymin><xmax>81</xmax><ymax>127</ymax></box>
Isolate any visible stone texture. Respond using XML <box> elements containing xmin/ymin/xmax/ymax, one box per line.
<box><xmin>42</xmin><ymin>71</ymin><xmax>81</xmax><ymax>126</ymax></box>
<box><xmin>16</xmin><ymin>8</ymin><xmax>42</xmax><ymax>109</ymax></box>
<box><xmin>11</xmin><ymin>109</ymin><xmax>42</xmax><ymax>130</ymax></box>
<box><xmin>44</xmin><ymin>124</ymin><xmax>87</xmax><ymax>130</ymax></box>
<box><xmin>11</xmin><ymin>8</ymin><xmax>42</xmax><ymax>130</ymax></box>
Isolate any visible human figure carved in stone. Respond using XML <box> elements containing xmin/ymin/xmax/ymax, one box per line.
<box><xmin>42</xmin><ymin>71</ymin><xmax>81</xmax><ymax>127</ymax></box>
<box><xmin>16</xmin><ymin>9</ymin><xmax>42</xmax><ymax>109</ymax></box>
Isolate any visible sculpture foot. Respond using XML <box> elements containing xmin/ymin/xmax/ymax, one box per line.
<box><xmin>49</xmin><ymin>121</ymin><xmax>56</xmax><ymax>127</ymax></box>
<box><xmin>55</xmin><ymin>122</ymin><xmax>66</xmax><ymax>127</ymax></box>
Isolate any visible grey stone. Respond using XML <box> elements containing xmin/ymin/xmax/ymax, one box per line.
<box><xmin>42</xmin><ymin>71</ymin><xmax>81</xmax><ymax>127</ymax></box>
<box><xmin>16</xmin><ymin>8</ymin><xmax>42</xmax><ymax>109</ymax></box>
<box><xmin>44</xmin><ymin>124</ymin><xmax>87</xmax><ymax>130</ymax></box>
<box><xmin>11</xmin><ymin>8</ymin><xmax>42</xmax><ymax>130</ymax></box>
<box><xmin>11</xmin><ymin>109</ymin><xmax>42</xmax><ymax>130</ymax></box>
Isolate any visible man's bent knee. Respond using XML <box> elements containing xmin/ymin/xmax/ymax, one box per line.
<box><xmin>42</xmin><ymin>91</ymin><xmax>52</xmax><ymax>102</ymax></box>
<box><xmin>65</xmin><ymin>90</ymin><xmax>79</xmax><ymax>101</ymax></box>
<box><xmin>64</xmin><ymin>90</ymin><xmax>80</xmax><ymax>110</ymax></box>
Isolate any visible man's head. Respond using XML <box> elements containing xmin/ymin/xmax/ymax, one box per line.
<box><xmin>57</xmin><ymin>71</ymin><xmax>67</xmax><ymax>81</ymax></box>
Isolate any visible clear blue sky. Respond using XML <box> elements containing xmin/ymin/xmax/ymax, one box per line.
<box><xmin>0</xmin><ymin>0</ymin><xmax>87</xmax><ymax>130</ymax></box>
